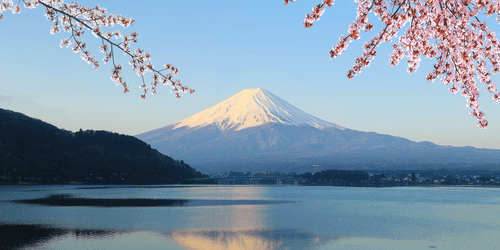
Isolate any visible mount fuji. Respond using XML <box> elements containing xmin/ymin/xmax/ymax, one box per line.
<box><xmin>136</xmin><ymin>88</ymin><xmax>500</xmax><ymax>173</ymax></box>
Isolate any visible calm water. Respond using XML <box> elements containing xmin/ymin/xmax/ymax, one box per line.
<box><xmin>1</xmin><ymin>185</ymin><xmax>499</xmax><ymax>249</ymax></box>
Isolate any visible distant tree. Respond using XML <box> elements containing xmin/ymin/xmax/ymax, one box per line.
<box><xmin>285</xmin><ymin>0</ymin><xmax>500</xmax><ymax>128</ymax></box>
<box><xmin>411</xmin><ymin>172</ymin><xmax>416</xmax><ymax>182</ymax></box>
<box><xmin>299</xmin><ymin>172</ymin><xmax>313</xmax><ymax>180</ymax></box>
<box><xmin>0</xmin><ymin>0</ymin><xmax>194</xmax><ymax>99</ymax></box>
<box><xmin>445</xmin><ymin>175</ymin><xmax>457</xmax><ymax>184</ymax></box>
<box><xmin>0</xmin><ymin>108</ymin><xmax>207</xmax><ymax>183</ymax></box>
<box><xmin>304</xmin><ymin>169</ymin><xmax>369</xmax><ymax>182</ymax></box>
<box><xmin>370</xmin><ymin>174</ymin><xmax>382</xmax><ymax>182</ymax></box>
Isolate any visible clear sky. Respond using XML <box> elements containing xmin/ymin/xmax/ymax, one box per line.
<box><xmin>1</xmin><ymin>0</ymin><xmax>499</xmax><ymax>150</ymax></box>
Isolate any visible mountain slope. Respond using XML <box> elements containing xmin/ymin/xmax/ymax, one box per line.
<box><xmin>136</xmin><ymin>88</ymin><xmax>500</xmax><ymax>173</ymax></box>
<box><xmin>170</xmin><ymin>88</ymin><xmax>344</xmax><ymax>131</ymax></box>
<box><xmin>0</xmin><ymin>108</ymin><xmax>205</xmax><ymax>183</ymax></box>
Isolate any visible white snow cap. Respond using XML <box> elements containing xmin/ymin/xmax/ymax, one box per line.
<box><xmin>174</xmin><ymin>88</ymin><xmax>344</xmax><ymax>131</ymax></box>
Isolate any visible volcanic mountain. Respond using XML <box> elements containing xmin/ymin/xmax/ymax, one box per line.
<box><xmin>136</xmin><ymin>88</ymin><xmax>500</xmax><ymax>173</ymax></box>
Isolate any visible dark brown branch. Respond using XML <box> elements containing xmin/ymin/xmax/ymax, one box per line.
<box><xmin>37</xmin><ymin>1</ymin><xmax>183</xmax><ymax>91</ymax></box>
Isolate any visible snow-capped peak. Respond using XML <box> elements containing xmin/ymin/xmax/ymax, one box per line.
<box><xmin>173</xmin><ymin>88</ymin><xmax>344</xmax><ymax>131</ymax></box>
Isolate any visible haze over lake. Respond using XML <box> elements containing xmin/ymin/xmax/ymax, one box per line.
<box><xmin>1</xmin><ymin>185</ymin><xmax>499</xmax><ymax>249</ymax></box>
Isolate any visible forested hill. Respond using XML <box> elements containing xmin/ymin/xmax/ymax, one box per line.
<box><xmin>0</xmin><ymin>108</ymin><xmax>206</xmax><ymax>184</ymax></box>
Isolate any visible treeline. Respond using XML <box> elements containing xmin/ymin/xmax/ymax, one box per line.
<box><xmin>298</xmin><ymin>169</ymin><xmax>369</xmax><ymax>183</ymax></box>
<box><xmin>0</xmin><ymin>108</ymin><xmax>206</xmax><ymax>184</ymax></box>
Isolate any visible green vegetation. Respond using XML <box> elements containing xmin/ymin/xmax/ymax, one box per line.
<box><xmin>0</xmin><ymin>108</ymin><xmax>206</xmax><ymax>184</ymax></box>
<box><xmin>298</xmin><ymin>169</ymin><xmax>369</xmax><ymax>185</ymax></box>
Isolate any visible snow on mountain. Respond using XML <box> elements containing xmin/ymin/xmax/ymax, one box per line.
<box><xmin>136</xmin><ymin>88</ymin><xmax>500</xmax><ymax>173</ymax></box>
<box><xmin>172</xmin><ymin>88</ymin><xmax>344</xmax><ymax>131</ymax></box>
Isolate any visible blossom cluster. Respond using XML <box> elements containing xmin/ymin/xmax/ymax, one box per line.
<box><xmin>286</xmin><ymin>0</ymin><xmax>500</xmax><ymax>128</ymax></box>
<box><xmin>0</xmin><ymin>0</ymin><xmax>194</xmax><ymax>99</ymax></box>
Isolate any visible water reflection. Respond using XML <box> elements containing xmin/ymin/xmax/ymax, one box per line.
<box><xmin>171</xmin><ymin>229</ymin><xmax>333</xmax><ymax>250</ymax></box>
<box><xmin>0</xmin><ymin>224</ymin><xmax>65</xmax><ymax>250</ymax></box>
<box><xmin>0</xmin><ymin>224</ymin><xmax>125</xmax><ymax>250</ymax></box>
<box><xmin>169</xmin><ymin>188</ymin><xmax>333</xmax><ymax>250</ymax></box>
<box><xmin>171</xmin><ymin>229</ymin><xmax>283</xmax><ymax>250</ymax></box>
<box><xmin>317</xmin><ymin>237</ymin><xmax>443</xmax><ymax>250</ymax></box>
<box><xmin>75</xmin><ymin>185</ymin><xmax>197</xmax><ymax>190</ymax></box>
<box><xmin>0</xmin><ymin>224</ymin><xmax>334</xmax><ymax>250</ymax></box>
<box><xmin>13</xmin><ymin>194</ymin><xmax>289</xmax><ymax>207</ymax></box>
<box><xmin>23</xmin><ymin>229</ymin><xmax>183</xmax><ymax>250</ymax></box>
<box><xmin>4</xmin><ymin>185</ymin><xmax>498</xmax><ymax>249</ymax></box>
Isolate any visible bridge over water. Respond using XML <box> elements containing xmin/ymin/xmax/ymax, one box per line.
<box><xmin>189</xmin><ymin>176</ymin><xmax>310</xmax><ymax>185</ymax></box>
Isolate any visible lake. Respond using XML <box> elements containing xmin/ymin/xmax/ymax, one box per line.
<box><xmin>1</xmin><ymin>185</ymin><xmax>499</xmax><ymax>249</ymax></box>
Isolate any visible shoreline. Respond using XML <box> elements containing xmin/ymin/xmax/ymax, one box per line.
<box><xmin>2</xmin><ymin>182</ymin><xmax>500</xmax><ymax>188</ymax></box>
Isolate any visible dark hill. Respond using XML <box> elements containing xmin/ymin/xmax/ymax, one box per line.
<box><xmin>0</xmin><ymin>108</ymin><xmax>205</xmax><ymax>184</ymax></box>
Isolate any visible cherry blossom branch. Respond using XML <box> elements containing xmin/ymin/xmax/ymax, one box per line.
<box><xmin>0</xmin><ymin>0</ymin><xmax>194</xmax><ymax>99</ymax></box>
<box><xmin>285</xmin><ymin>0</ymin><xmax>500</xmax><ymax>128</ymax></box>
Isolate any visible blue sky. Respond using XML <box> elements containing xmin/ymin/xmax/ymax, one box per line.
<box><xmin>1</xmin><ymin>0</ymin><xmax>499</xmax><ymax>149</ymax></box>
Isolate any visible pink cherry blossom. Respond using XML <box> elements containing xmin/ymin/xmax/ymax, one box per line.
<box><xmin>0</xmin><ymin>0</ymin><xmax>193</xmax><ymax>99</ymax></box>
<box><xmin>286</xmin><ymin>0</ymin><xmax>500</xmax><ymax>128</ymax></box>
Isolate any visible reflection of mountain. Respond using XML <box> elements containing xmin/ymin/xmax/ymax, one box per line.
<box><xmin>137</xmin><ymin>88</ymin><xmax>500</xmax><ymax>173</ymax></box>
<box><xmin>172</xmin><ymin>230</ymin><xmax>282</xmax><ymax>250</ymax></box>
<box><xmin>1</xmin><ymin>224</ymin><xmax>336</xmax><ymax>250</ymax></box>
<box><xmin>0</xmin><ymin>224</ymin><xmax>124</xmax><ymax>250</ymax></box>
<box><xmin>0</xmin><ymin>224</ymin><xmax>65</xmax><ymax>250</ymax></box>
<box><xmin>17</xmin><ymin>228</ymin><xmax>178</xmax><ymax>250</ymax></box>
<box><xmin>171</xmin><ymin>229</ymin><xmax>333</xmax><ymax>250</ymax></box>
